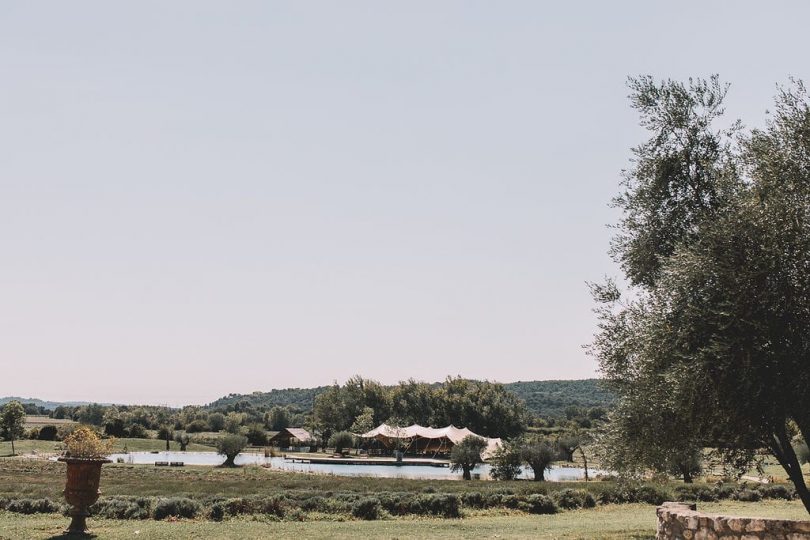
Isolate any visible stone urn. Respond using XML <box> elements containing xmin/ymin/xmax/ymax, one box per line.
<box><xmin>58</xmin><ymin>457</ymin><xmax>111</xmax><ymax>533</ymax></box>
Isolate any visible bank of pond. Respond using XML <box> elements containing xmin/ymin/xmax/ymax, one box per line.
<box><xmin>105</xmin><ymin>451</ymin><xmax>596</xmax><ymax>481</ymax></box>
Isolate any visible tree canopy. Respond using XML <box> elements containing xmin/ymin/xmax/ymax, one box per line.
<box><xmin>591</xmin><ymin>76</ymin><xmax>810</xmax><ymax>512</ymax></box>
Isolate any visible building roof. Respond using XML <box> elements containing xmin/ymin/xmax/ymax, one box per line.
<box><xmin>269</xmin><ymin>427</ymin><xmax>312</xmax><ymax>443</ymax></box>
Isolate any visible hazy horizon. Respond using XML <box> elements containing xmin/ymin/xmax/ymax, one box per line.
<box><xmin>2</xmin><ymin>1</ymin><xmax>808</xmax><ymax>407</ymax></box>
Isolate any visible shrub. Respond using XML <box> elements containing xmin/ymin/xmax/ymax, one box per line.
<box><xmin>127</xmin><ymin>424</ymin><xmax>148</xmax><ymax>439</ymax></box>
<box><xmin>523</xmin><ymin>494</ymin><xmax>557</xmax><ymax>514</ymax></box>
<box><xmin>674</xmin><ymin>485</ymin><xmax>718</xmax><ymax>502</ymax></box>
<box><xmin>153</xmin><ymin>497</ymin><xmax>202</xmax><ymax>520</ymax></box>
<box><xmin>63</xmin><ymin>426</ymin><xmax>114</xmax><ymax>458</ymax></box>
<box><xmin>246</xmin><ymin>424</ymin><xmax>267</xmax><ymax>446</ymax></box>
<box><xmin>156</xmin><ymin>426</ymin><xmax>174</xmax><ymax>442</ymax></box>
<box><xmin>222</xmin><ymin>496</ymin><xmax>285</xmax><ymax>517</ymax></box>
<box><xmin>634</xmin><ymin>485</ymin><xmax>671</xmax><ymax>505</ymax></box>
<box><xmin>352</xmin><ymin>497</ymin><xmax>382</xmax><ymax>520</ymax></box>
<box><xmin>328</xmin><ymin>431</ymin><xmax>355</xmax><ymax>455</ymax></box>
<box><xmin>552</xmin><ymin>489</ymin><xmax>595</xmax><ymax>510</ymax></box>
<box><xmin>411</xmin><ymin>494</ymin><xmax>461</xmax><ymax>518</ymax></box>
<box><xmin>1</xmin><ymin>498</ymin><xmax>62</xmax><ymax>514</ymax></box>
<box><xmin>185</xmin><ymin>420</ymin><xmax>209</xmax><ymax>433</ymax></box>
<box><xmin>461</xmin><ymin>491</ymin><xmax>485</xmax><ymax>509</ymax></box>
<box><xmin>209</xmin><ymin>502</ymin><xmax>225</xmax><ymax>521</ymax></box>
<box><xmin>90</xmin><ymin>497</ymin><xmax>151</xmax><ymax>519</ymax></box>
<box><xmin>734</xmin><ymin>489</ymin><xmax>761</xmax><ymax>502</ymax></box>
<box><xmin>37</xmin><ymin>425</ymin><xmax>59</xmax><ymax>441</ymax></box>
<box><xmin>758</xmin><ymin>484</ymin><xmax>794</xmax><ymax>500</ymax></box>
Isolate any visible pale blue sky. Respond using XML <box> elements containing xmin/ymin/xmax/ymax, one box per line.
<box><xmin>1</xmin><ymin>1</ymin><xmax>807</xmax><ymax>405</ymax></box>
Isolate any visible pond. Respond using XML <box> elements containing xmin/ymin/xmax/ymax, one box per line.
<box><xmin>105</xmin><ymin>451</ymin><xmax>598</xmax><ymax>481</ymax></box>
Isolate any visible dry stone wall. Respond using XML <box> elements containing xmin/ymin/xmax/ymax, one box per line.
<box><xmin>657</xmin><ymin>501</ymin><xmax>810</xmax><ymax>539</ymax></box>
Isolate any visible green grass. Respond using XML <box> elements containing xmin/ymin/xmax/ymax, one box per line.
<box><xmin>0</xmin><ymin>438</ymin><xmax>214</xmax><ymax>458</ymax></box>
<box><xmin>1</xmin><ymin>501</ymin><xmax>806</xmax><ymax>540</ymax></box>
<box><xmin>0</xmin><ymin>458</ymin><xmax>658</xmax><ymax>500</ymax></box>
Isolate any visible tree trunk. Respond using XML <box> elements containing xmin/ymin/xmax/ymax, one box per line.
<box><xmin>10</xmin><ymin>437</ymin><xmax>15</xmax><ymax>456</ymax></box>
<box><xmin>770</xmin><ymin>426</ymin><xmax>810</xmax><ymax>514</ymax></box>
<box><xmin>580</xmin><ymin>447</ymin><xmax>589</xmax><ymax>482</ymax></box>
<box><xmin>682</xmin><ymin>468</ymin><xmax>693</xmax><ymax>484</ymax></box>
<box><xmin>463</xmin><ymin>465</ymin><xmax>471</xmax><ymax>480</ymax></box>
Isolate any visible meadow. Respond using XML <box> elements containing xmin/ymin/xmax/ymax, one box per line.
<box><xmin>1</xmin><ymin>456</ymin><xmax>808</xmax><ymax>539</ymax></box>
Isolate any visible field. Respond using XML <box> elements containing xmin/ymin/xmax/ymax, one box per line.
<box><xmin>1</xmin><ymin>456</ymin><xmax>809</xmax><ymax>539</ymax></box>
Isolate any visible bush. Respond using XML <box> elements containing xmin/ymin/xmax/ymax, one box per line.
<box><xmin>734</xmin><ymin>489</ymin><xmax>761</xmax><ymax>502</ymax></box>
<box><xmin>127</xmin><ymin>424</ymin><xmax>148</xmax><ymax>439</ymax></box>
<box><xmin>209</xmin><ymin>502</ymin><xmax>225</xmax><ymax>521</ymax></box>
<box><xmin>758</xmin><ymin>484</ymin><xmax>795</xmax><ymax>500</ymax></box>
<box><xmin>1</xmin><ymin>498</ymin><xmax>62</xmax><ymax>514</ymax></box>
<box><xmin>222</xmin><ymin>496</ymin><xmax>286</xmax><ymax>517</ymax></box>
<box><xmin>156</xmin><ymin>426</ymin><xmax>174</xmax><ymax>442</ymax></box>
<box><xmin>185</xmin><ymin>420</ymin><xmax>209</xmax><ymax>433</ymax></box>
<box><xmin>37</xmin><ymin>425</ymin><xmax>59</xmax><ymax>441</ymax></box>
<box><xmin>522</xmin><ymin>494</ymin><xmax>557</xmax><ymax>514</ymax></box>
<box><xmin>634</xmin><ymin>485</ymin><xmax>671</xmax><ymax>505</ymax></box>
<box><xmin>153</xmin><ymin>497</ymin><xmax>202</xmax><ymax>520</ymax></box>
<box><xmin>411</xmin><ymin>494</ymin><xmax>461</xmax><ymax>518</ymax></box>
<box><xmin>246</xmin><ymin>424</ymin><xmax>267</xmax><ymax>446</ymax></box>
<box><xmin>552</xmin><ymin>489</ymin><xmax>595</xmax><ymax>510</ymax></box>
<box><xmin>328</xmin><ymin>431</ymin><xmax>355</xmax><ymax>455</ymax></box>
<box><xmin>90</xmin><ymin>497</ymin><xmax>151</xmax><ymax>519</ymax></box>
<box><xmin>352</xmin><ymin>497</ymin><xmax>382</xmax><ymax>520</ymax></box>
<box><xmin>674</xmin><ymin>485</ymin><xmax>718</xmax><ymax>502</ymax></box>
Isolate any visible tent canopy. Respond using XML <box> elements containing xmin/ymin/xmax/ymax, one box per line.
<box><xmin>360</xmin><ymin>423</ymin><xmax>502</xmax><ymax>459</ymax></box>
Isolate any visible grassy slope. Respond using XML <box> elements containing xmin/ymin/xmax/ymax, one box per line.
<box><xmin>1</xmin><ymin>501</ymin><xmax>807</xmax><ymax>540</ymax></box>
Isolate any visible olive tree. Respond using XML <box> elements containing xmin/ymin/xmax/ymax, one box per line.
<box><xmin>591</xmin><ymin>76</ymin><xmax>810</xmax><ymax>512</ymax></box>
<box><xmin>216</xmin><ymin>434</ymin><xmax>247</xmax><ymax>467</ymax></box>
<box><xmin>521</xmin><ymin>438</ymin><xmax>556</xmax><ymax>481</ymax></box>
<box><xmin>450</xmin><ymin>435</ymin><xmax>487</xmax><ymax>480</ymax></box>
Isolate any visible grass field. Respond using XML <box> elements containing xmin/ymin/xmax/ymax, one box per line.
<box><xmin>0</xmin><ymin>501</ymin><xmax>807</xmax><ymax>540</ymax></box>
<box><xmin>0</xmin><ymin>438</ymin><xmax>215</xmax><ymax>458</ymax></box>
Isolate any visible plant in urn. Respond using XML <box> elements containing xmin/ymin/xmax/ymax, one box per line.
<box><xmin>58</xmin><ymin>426</ymin><xmax>113</xmax><ymax>533</ymax></box>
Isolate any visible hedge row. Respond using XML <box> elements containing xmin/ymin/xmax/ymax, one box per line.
<box><xmin>0</xmin><ymin>483</ymin><xmax>796</xmax><ymax>521</ymax></box>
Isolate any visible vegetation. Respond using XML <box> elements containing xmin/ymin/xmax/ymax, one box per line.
<box><xmin>0</xmin><ymin>501</ymin><xmax>802</xmax><ymax>540</ymax></box>
<box><xmin>63</xmin><ymin>426</ymin><xmax>115</xmax><ymax>458</ymax></box>
<box><xmin>314</xmin><ymin>376</ymin><xmax>527</xmax><ymax>440</ymax></box>
<box><xmin>328</xmin><ymin>431</ymin><xmax>355</xmax><ymax>455</ymax></box>
<box><xmin>591</xmin><ymin>76</ymin><xmax>810</xmax><ymax>512</ymax></box>
<box><xmin>489</xmin><ymin>440</ymin><xmax>523</xmax><ymax>480</ymax></box>
<box><xmin>521</xmin><ymin>438</ymin><xmax>556</xmax><ymax>481</ymax></box>
<box><xmin>450</xmin><ymin>436</ymin><xmax>487</xmax><ymax>480</ymax></box>
<box><xmin>0</xmin><ymin>401</ymin><xmax>25</xmax><ymax>456</ymax></box>
<box><xmin>215</xmin><ymin>435</ymin><xmax>247</xmax><ymax>467</ymax></box>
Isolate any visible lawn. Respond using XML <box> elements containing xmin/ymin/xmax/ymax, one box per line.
<box><xmin>0</xmin><ymin>501</ymin><xmax>807</xmax><ymax>540</ymax></box>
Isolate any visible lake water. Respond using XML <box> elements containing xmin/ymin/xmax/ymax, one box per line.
<box><xmin>105</xmin><ymin>451</ymin><xmax>597</xmax><ymax>481</ymax></box>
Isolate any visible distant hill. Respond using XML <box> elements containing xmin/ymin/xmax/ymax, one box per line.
<box><xmin>205</xmin><ymin>386</ymin><xmax>331</xmax><ymax>412</ymax></box>
<box><xmin>3</xmin><ymin>379</ymin><xmax>614</xmax><ymax>418</ymax></box>
<box><xmin>503</xmin><ymin>379</ymin><xmax>615</xmax><ymax>418</ymax></box>
<box><xmin>204</xmin><ymin>379</ymin><xmax>614</xmax><ymax>418</ymax></box>
<box><xmin>0</xmin><ymin>397</ymin><xmax>95</xmax><ymax>410</ymax></box>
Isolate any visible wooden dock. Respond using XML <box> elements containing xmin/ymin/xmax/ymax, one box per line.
<box><xmin>284</xmin><ymin>455</ymin><xmax>450</xmax><ymax>467</ymax></box>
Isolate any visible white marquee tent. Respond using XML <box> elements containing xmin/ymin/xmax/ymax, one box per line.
<box><xmin>360</xmin><ymin>423</ymin><xmax>502</xmax><ymax>459</ymax></box>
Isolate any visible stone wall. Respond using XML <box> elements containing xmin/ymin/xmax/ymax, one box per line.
<box><xmin>656</xmin><ymin>501</ymin><xmax>810</xmax><ymax>539</ymax></box>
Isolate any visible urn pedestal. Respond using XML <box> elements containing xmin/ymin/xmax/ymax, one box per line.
<box><xmin>58</xmin><ymin>457</ymin><xmax>111</xmax><ymax>533</ymax></box>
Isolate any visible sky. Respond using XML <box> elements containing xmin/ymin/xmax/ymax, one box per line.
<box><xmin>1</xmin><ymin>1</ymin><xmax>808</xmax><ymax>406</ymax></box>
